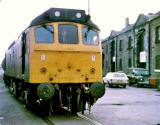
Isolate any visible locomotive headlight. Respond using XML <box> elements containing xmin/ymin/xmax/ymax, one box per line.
<box><xmin>55</xmin><ymin>11</ymin><xmax>61</xmax><ymax>17</ymax></box>
<box><xmin>76</xmin><ymin>12</ymin><xmax>81</xmax><ymax>18</ymax></box>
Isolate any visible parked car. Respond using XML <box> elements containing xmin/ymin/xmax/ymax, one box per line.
<box><xmin>127</xmin><ymin>68</ymin><xmax>149</xmax><ymax>87</ymax></box>
<box><xmin>103</xmin><ymin>72</ymin><xmax>129</xmax><ymax>88</ymax></box>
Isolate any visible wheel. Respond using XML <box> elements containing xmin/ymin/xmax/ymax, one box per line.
<box><xmin>108</xmin><ymin>84</ymin><xmax>112</xmax><ymax>88</ymax></box>
<box><xmin>12</xmin><ymin>81</ymin><xmax>17</xmax><ymax>97</ymax></box>
<box><xmin>9</xmin><ymin>79</ymin><xmax>13</xmax><ymax>92</ymax></box>
<box><xmin>103</xmin><ymin>80</ymin><xmax>107</xmax><ymax>87</ymax></box>
<box><xmin>137</xmin><ymin>83</ymin><xmax>140</xmax><ymax>88</ymax></box>
<box><xmin>71</xmin><ymin>88</ymin><xmax>78</xmax><ymax>114</ymax></box>
<box><xmin>105</xmin><ymin>82</ymin><xmax>109</xmax><ymax>88</ymax></box>
<box><xmin>24</xmin><ymin>90</ymin><xmax>37</xmax><ymax>110</ymax></box>
<box><xmin>77</xmin><ymin>97</ymin><xmax>83</xmax><ymax>112</ymax></box>
<box><xmin>71</xmin><ymin>89</ymin><xmax>86</xmax><ymax>115</ymax></box>
<box><xmin>71</xmin><ymin>95</ymin><xmax>77</xmax><ymax>114</ymax></box>
<box><xmin>47</xmin><ymin>99</ymin><xmax>53</xmax><ymax>116</ymax></box>
<box><xmin>123</xmin><ymin>85</ymin><xmax>126</xmax><ymax>88</ymax></box>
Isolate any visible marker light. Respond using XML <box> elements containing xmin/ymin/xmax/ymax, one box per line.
<box><xmin>41</xmin><ymin>68</ymin><xmax>47</xmax><ymax>73</ymax></box>
<box><xmin>90</xmin><ymin>68</ymin><xmax>95</xmax><ymax>74</ymax></box>
<box><xmin>55</xmin><ymin>11</ymin><xmax>61</xmax><ymax>17</ymax></box>
<box><xmin>76</xmin><ymin>12</ymin><xmax>81</xmax><ymax>18</ymax></box>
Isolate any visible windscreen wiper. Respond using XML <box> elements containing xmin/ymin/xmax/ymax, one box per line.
<box><xmin>42</xmin><ymin>25</ymin><xmax>54</xmax><ymax>34</ymax></box>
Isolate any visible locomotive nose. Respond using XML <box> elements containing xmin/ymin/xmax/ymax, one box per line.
<box><xmin>90</xmin><ymin>82</ymin><xmax>105</xmax><ymax>99</ymax></box>
<box><xmin>37</xmin><ymin>83</ymin><xmax>55</xmax><ymax>100</ymax></box>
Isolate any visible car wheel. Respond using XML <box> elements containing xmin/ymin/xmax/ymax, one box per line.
<box><xmin>128</xmin><ymin>82</ymin><xmax>132</xmax><ymax>86</ymax></box>
<box><xmin>103</xmin><ymin>80</ymin><xmax>107</xmax><ymax>87</ymax></box>
<box><xmin>108</xmin><ymin>84</ymin><xmax>112</xmax><ymax>88</ymax></box>
<box><xmin>157</xmin><ymin>82</ymin><xmax>160</xmax><ymax>91</ymax></box>
<box><xmin>137</xmin><ymin>83</ymin><xmax>141</xmax><ymax>88</ymax></box>
<box><xmin>103</xmin><ymin>79</ymin><xmax>105</xmax><ymax>84</ymax></box>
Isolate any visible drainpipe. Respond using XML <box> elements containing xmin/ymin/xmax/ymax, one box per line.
<box><xmin>133</xmin><ymin>26</ymin><xmax>136</xmax><ymax>68</ymax></box>
<box><xmin>115</xmin><ymin>39</ymin><xmax>117</xmax><ymax>71</ymax></box>
<box><xmin>148</xmin><ymin>23</ymin><xmax>151</xmax><ymax>75</ymax></box>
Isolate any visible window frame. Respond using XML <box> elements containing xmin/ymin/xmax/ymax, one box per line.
<box><xmin>119</xmin><ymin>40</ymin><xmax>122</xmax><ymax>51</ymax></box>
<box><xmin>128</xmin><ymin>36</ymin><xmax>132</xmax><ymax>49</ymax></box>
<box><xmin>82</xmin><ymin>26</ymin><xmax>99</xmax><ymax>46</ymax></box>
<box><xmin>34</xmin><ymin>25</ymin><xmax>54</xmax><ymax>43</ymax></box>
<box><xmin>58</xmin><ymin>24</ymin><xmax>79</xmax><ymax>44</ymax></box>
<box><xmin>156</xmin><ymin>26</ymin><xmax>160</xmax><ymax>43</ymax></box>
<box><xmin>156</xmin><ymin>55</ymin><xmax>160</xmax><ymax>69</ymax></box>
<box><xmin>128</xmin><ymin>58</ymin><xmax>132</xmax><ymax>68</ymax></box>
<box><xmin>119</xmin><ymin>58</ymin><xmax>122</xmax><ymax>71</ymax></box>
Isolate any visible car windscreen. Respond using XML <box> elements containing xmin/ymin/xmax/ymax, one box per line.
<box><xmin>58</xmin><ymin>24</ymin><xmax>78</xmax><ymax>44</ymax></box>
<box><xmin>35</xmin><ymin>25</ymin><xmax>54</xmax><ymax>43</ymax></box>
<box><xmin>113</xmin><ymin>73</ymin><xmax>126</xmax><ymax>78</ymax></box>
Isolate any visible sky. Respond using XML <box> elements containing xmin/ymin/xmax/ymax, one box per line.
<box><xmin>0</xmin><ymin>0</ymin><xmax>160</xmax><ymax>63</ymax></box>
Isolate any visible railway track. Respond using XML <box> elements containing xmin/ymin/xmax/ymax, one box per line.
<box><xmin>41</xmin><ymin>113</ymin><xmax>104</xmax><ymax>125</ymax></box>
<box><xmin>77</xmin><ymin>113</ymin><xmax>103</xmax><ymax>125</ymax></box>
<box><xmin>41</xmin><ymin>115</ymin><xmax>56</xmax><ymax>125</ymax></box>
<box><xmin>39</xmin><ymin>107</ymin><xmax>103</xmax><ymax>125</ymax></box>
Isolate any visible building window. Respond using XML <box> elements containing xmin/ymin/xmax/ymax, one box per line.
<box><xmin>156</xmin><ymin>26</ymin><xmax>160</xmax><ymax>43</ymax></box>
<box><xmin>111</xmin><ymin>41</ymin><xmax>115</xmax><ymax>57</ymax></box>
<box><xmin>106</xmin><ymin>45</ymin><xmax>108</xmax><ymax>54</ymax></box>
<box><xmin>156</xmin><ymin>55</ymin><xmax>160</xmax><ymax>69</ymax></box>
<box><xmin>128</xmin><ymin>58</ymin><xmax>132</xmax><ymax>68</ymax></box>
<box><xmin>128</xmin><ymin>36</ymin><xmax>132</xmax><ymax>49</ymax></box>
<box><xmin>119</xmin><ymin>40</ymin><xmax>122</xmax><ymax>51</ymax></box>
<box><xmin>119</xmin><ymin>59</ymin><xmax>122</xmax><ymax>71</ymax></box>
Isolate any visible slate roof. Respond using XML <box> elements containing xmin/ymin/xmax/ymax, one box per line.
<box><xmin>105</xmin><ymin>11</ymin><xmax>160</xmax><ymax>41</ymax></box>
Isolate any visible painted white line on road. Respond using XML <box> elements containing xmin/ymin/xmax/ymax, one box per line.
<box><xmin>77</xmin><ymin>113</ymin><xmax>104</xmax><ymax>125</ymax></box>
<box><xmin>0</xmin><ymin>89</ymin><xmax>8</xmax><ymax>93</ymax></box>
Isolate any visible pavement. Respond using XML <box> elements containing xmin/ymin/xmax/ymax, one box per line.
<box><xmin>85</xmin><ymin>86</ymin><xmax>160</xmax><ymax>125</ymax></box>
<box><xmin>0</xmin><ymin>81</ymin><xmax>47</xmax><ymax>125</ymax></box>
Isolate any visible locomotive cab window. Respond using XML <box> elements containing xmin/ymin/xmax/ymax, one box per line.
<box><xmin>58</xmin><ymin>24</ymin><xmax>78</xmax><ymax>44</ymax></box>
<box><xmin>82</xmin><ymin>27</ymin><xmax>98</xmax><ymax>45</ymax></box>
<box><xmin>35</xmin><ymin>25</ymin><xmax>54</xmax><ymax>43</ymax></box>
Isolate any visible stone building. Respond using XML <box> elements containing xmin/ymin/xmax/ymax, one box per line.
<box><xmin>102</xmin><ymin>12</ymin><xmax>160</xmax><ymax>79</ymax></box>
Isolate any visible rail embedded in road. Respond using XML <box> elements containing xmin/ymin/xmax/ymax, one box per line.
<box><xmin>77</xmin><ymin>113</ymin><xmax>103</xmax><ymax>125</ymax></box>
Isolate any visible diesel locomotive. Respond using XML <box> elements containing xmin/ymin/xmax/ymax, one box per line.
<box><xmin>2</xmin><ymin>8</ymin><xmax>105</xmax><ymax>114</ymax></box>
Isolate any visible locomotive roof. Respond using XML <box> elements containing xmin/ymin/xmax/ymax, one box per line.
<box><xmin>29</xmin><ymin>8</ymin><xmax>100</xmax><ymax>31</ymax></box>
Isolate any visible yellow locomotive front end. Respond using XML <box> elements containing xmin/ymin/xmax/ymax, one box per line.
<box><xmin>29</xmin><ymin>22</ymin><xmax>102</xmax><ymax>84</ymax></box>
<box><xmin>3</xmin><ymin>8</ymin><xmax>105</xmax><ymax>114</ymax></box>
<box><xmin>27</xmin><ymin>8</ymin><xmax>105</xmax><ymax>114</ymax></box>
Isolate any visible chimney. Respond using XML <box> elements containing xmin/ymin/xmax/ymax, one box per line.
<box><xmin>125</xmin><ymin>17</ymin><xmax>129</xmax><ymax>27</ymax></box>
<box><xmin>148</xmin><ymin>13</ymin><xmax>153</xmax><ymax>15</ymax></box>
